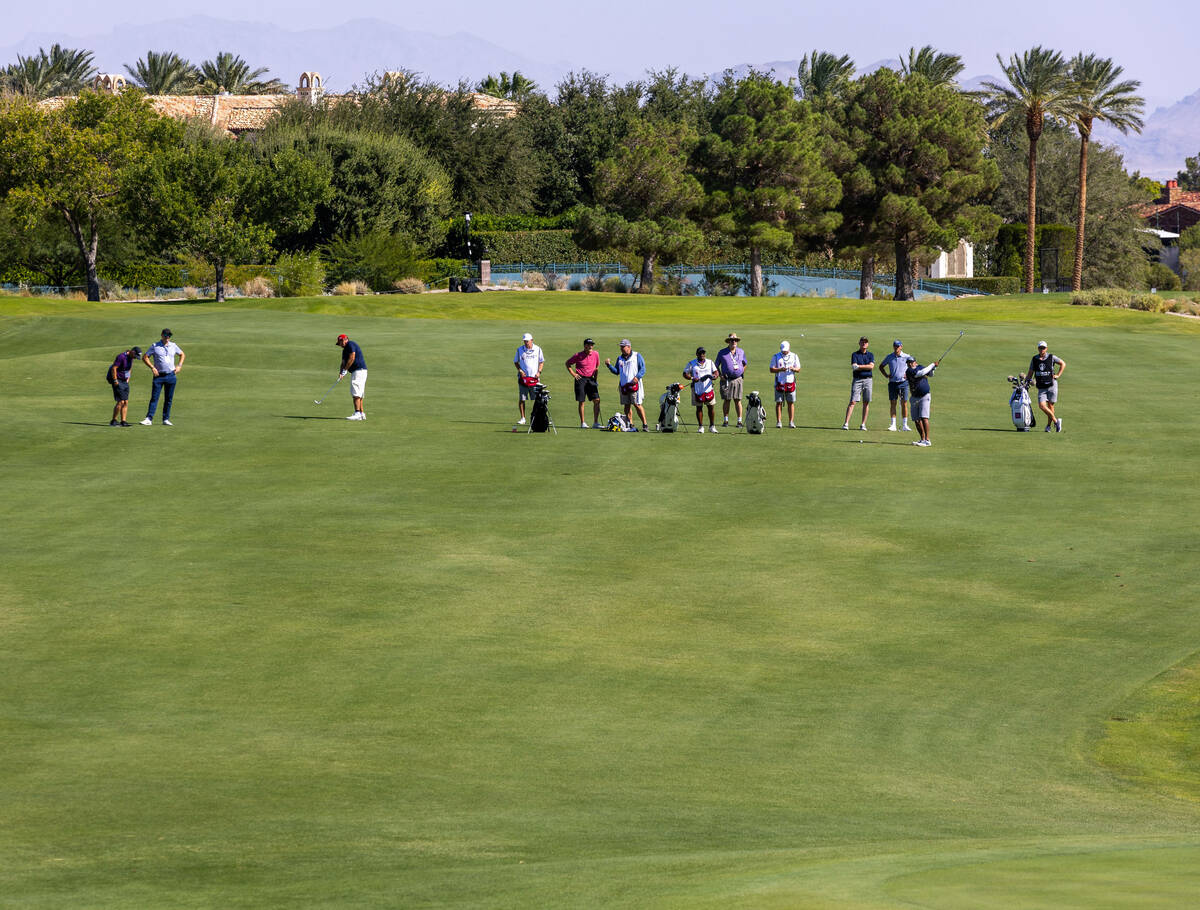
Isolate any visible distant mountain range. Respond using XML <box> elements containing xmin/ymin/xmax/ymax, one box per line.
<box><xmin>3</xmin><ymin>17</ymin><xmax>1195</xmax><ymax>179</ymax></box>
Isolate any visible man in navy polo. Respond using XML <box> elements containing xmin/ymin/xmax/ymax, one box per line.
<box><xmin>336</xmin><ymin>334</ymin><xmax>368</xmax><ymax>421</ymax></box>
<box><xmin>107</xmin><ymin>345</ymin><xmax>141</xmax><ymax>426</ymax></box>
<box><xmin>140</xmin><ymin>329</ymin><xmax>184</xmax><ymax>426</ymax></box>
<box><xmin>842</xmin><ymin>336</ymin><xmax>874</xmax><ymax>430</ymax></box>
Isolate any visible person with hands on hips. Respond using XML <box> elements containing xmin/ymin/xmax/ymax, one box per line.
<box><xmin>140</xmin><ymin>329</ymin><xmax>184</xmax><ymax>426</ymax></box>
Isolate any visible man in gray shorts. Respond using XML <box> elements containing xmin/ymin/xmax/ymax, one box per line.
<box><xmin>1026</xmin><ymin>340</ymin><xmax>1065</xmax><ymax>432</ymax></box>
<box><xmin>842</xmin><ymin>336</ymin><xmax>874</xmax><ymax>430</ymax></box>
<box><xmin>715</xmin><ymin>332</ymin><xmax>748</xmax><ymax>428</ymax></box>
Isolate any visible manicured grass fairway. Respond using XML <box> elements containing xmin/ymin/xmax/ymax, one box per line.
<box><xmin>2</xmin><ymin>293</ymin><xmax>1200</xmax><ymax>908</ymax></box>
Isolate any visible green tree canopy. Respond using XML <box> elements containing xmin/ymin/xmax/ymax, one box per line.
<box><xmin>697</xmin><ymin>73</ymin><xmax>843</xmax><ymax>295</ymax></box>
<box><xmin>840</xmin><ymin>68</ymin><xmax>999</xmax><ymax>299</ymax></box>
<box><xmin>0</xmin><ymin>91</ymin><xmax>179</xmax><ymax>299</ymax></box>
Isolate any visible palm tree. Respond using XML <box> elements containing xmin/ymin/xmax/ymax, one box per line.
<box><xmin>44</xmin><ymin>44</ymin><xmax>96</xmax><ymax>94</ymax></box>
<box><xmin>982</xmin><ymin>47</ymin><xmax>1072</xmax><ymax>293</ymax></box>
<box><xmin>125</xmin><ymin>50</ymin><xmax>198</xmax><ymax>95</ymax></box>
<box><xmin>196</xmin><ymin>52</ymin><xmax>284</xmax><ymax>94</ymax></box>
<box><xmin>476</xmin><ymin>70</ymin><xmax>538</xmax><ymax>101</ymax></box>
<box><xmin>4</xmin><ymin>54</ymin><xmax>58</xmax><ymax>99</ymax></box>
<box><xmin>1067</xmin><ymin>54</ymin><xmax>1144</xmax><ymax>290</ymax></box>
<box><xmin>796</xmin><ymin>50</ymin><xmax>854</xmax><ymax>101</ymax></box>
<box><xmin>900</xmin><ymin>46</ymin><xmax>964</xmax><ymax>87</ymax></box>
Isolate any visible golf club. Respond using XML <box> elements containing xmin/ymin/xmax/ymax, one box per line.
<box><xmin>314</xmin><ymin>374</ymin><xmax>343</xmax><ymax>405</ymax></box>
<box><xmin>937</xmin><ymin>331</ymin><xmax>966</xmax><ymax>363</ymax></box>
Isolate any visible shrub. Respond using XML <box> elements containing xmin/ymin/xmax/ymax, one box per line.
<box><xmin>274</xmin><ymin>252</ymin><xmax>326</xmax><ymax>298</ymax></box>
<box><xmin>521</xmin><ymin>270</ymin><xmax>548</xmax><ymax>289</ymax></box>
<box><xmin>332</xmin><ymin>280</ymin><xmax>371</xmax><ymax>296</ymax></box>
<box><xmin>933</xmin><ymin>276</ymin><xmax>1022</xmax><ymax>295</ymax></box>
<box><xmin>239</xmin><ymin>276</ymin><xmax>276</xmax><ymax>298</ymax></box>
<box><xmin>543</xmin><ymin>272</ymin><xmax>566</xmax><ymax>291</ymax></box>
<box><xmin>870</xmin><ymin>285</ymin><xmax>896</xmax><ymax>300</ymax></box>
<box><xmin>98</xmin><ymin>278</ymin><xmax>124</xmax><ymax>301</ymax></box>
<box><xmin>1181</xmin><ymin>249</ymin><xmax>1200</xmax><ymax>291</ymax></box>
<box><xmin>182</xmin><ymin>286</ymin><xmax>202</xmax><ymax>300</ymax></box>
<box><xmin>323</xmin><ymin>232</ymin><xmax>422</xmax><ymax>292</ymax></box>
<box><xmin>568</xmin><ymin>277</ymin><xmax>583</xmax><ymax>291</ymax></box>
<box><xmin>1145</xmin><ymin>262</ymin><xmax>1181</xmax><ymax>292</ymax></box>
<box><xmin>392</xmin><ymin>277</ymin><xmax>425</xmax><ymax>294</ymax></box>
<box><xmin>602</xmin><ymin>276</ymin><xmax>628</xmax><ymax>293</ymax></box>
<box><xmin>701</xmin><ymin>269</ymin><xmax>744</xmax><ymax>297</ymax></box>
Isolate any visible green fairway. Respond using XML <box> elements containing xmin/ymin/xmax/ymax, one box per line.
<box><xmin>2</xmin><ymin>293</ymin><xmax>1199</xmax><ymax>908</ymax></box>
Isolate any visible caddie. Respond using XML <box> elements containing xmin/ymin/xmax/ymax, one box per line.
<box><xmin>1026</xmin><ymin>340</ymin><xmax>1065</xmax><ymax>433</ymax></box>
<box><xmin>684</xmin><ymin>346</ymin><xmax>719</xmax><ymax>434</ymax></box>
<box><xmin>513</xmin><ymin>332</ymin><xmax>544</xmax><ymax>426</ymax></box>
<box><xmin>604</xmin><ymin>338</ymin><xmax>648</xmax><ymax>431</ymax></box>
<box><xmin>769</xmin><ymin>340</ymin><xmax>801</xmax><ymax>429</ymax></box>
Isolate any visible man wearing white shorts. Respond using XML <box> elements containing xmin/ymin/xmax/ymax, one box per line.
<box><xmin>770</xmin><ymin>340</ymin><xmax>801</xmax><ymax>428</ymax></box>
<box><xmin>843</xmin><ymin>336</ymin><xmax>874</xmax><ymax>430</ymax></box>
<box><xmin>684</xmin><ymin>346</ymin><xmax>719</xmax><ymax>433</ymax></box>
<box><xmin>1026</xmin><ymin>340</ymin><xmax>1065</xmax><ymax>433</ymax></box>
<box><xmin>513</xmin><ymin>332</ymin><xmax>544</xmax><ymax>426</ymax></box>
<box><xmin>605</xmin><ymin>339</ymin><xmax>648</xmax><ymax>431</ymax></box>
<box><xmin>336</xmin><ymin>334</ymin><xmax>368</xmax><ymax>420</ymax></box>
<box><xmin>905</xmin><ymin>355</ymin><xmax>938</xmax><ymax>446</ymax></box>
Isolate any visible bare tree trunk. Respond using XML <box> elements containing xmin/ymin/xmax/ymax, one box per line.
<box><xmin>215</xmin><ymin>261</ymin><xmax>226</xmax><ymax>303</ymax></box>
<box><xmin>62</xmin><ymin>208</ymin><xmax>101</xmax><ymax>301</ymax></box>
<box><xmin>1072</xmin><ymin>123</ymin><xmax>1091</xmax><ymax>292</ymax></box>
<box><xmin>894</xmin><ymin>243</ymin><xmax>915</xmax><ymax>300</ymax></box>
<box><xmin>1025</xmin><ymin>129</ymin><xmax>1040</xmax><ymax>294</ymax></box>
<box><xmin>639</xmin><ymin>254</ymin><xmax>656</xmax><ymax>294</ymax></box>
<box><xmin>749</xmin><ymin>247</ymin><xmax>763</xmax><ymax>297</ymax></box>
<box><xmin>859</xmin><ymin>255</ymin><xmax>875</xmax><ymax>299</ymax></box>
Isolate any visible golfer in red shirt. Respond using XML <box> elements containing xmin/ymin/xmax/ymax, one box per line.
<box><xmin>565</xmin><ymin>338</ymin><xmax>602</xmax><ymax>429</ymax></box>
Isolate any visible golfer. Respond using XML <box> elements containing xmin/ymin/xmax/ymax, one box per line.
<box><xmin>605</xmin><ymin>339</ymin><xmax>648</xmax><ymax>431</ymax></box>
<box><xmin>905</xmin><ymin>355</ymin><xmax>938</xmax><ymax>447</ymax></box>
<box><xmin>565</xmin><ymin>337</ymin><xmax>602</xmax><ymax>429</ymax></box>
<box><xmin>684</xmin><ymin>346</ymin><xmax>720</xmax><ymax>433</ymax></box>
<box><xmin>336</xmin><ymin>334</ymin><xmax>368</xmax><ymax>421</ymax></box>
<box><xmin>107</xmin><ymin>345</ymin><xmax>141</xmax><ymax>427</ymax></box>
<box><xmin>843</xmin><ymin>336</ymin><xmax>874</xmax><ymax>430</ymax></box>
<box><xmin>140</xmin><ymin>329</ymin><xmax>184</xmax><ymax>426</ymax></box>
<box><xmin>878</xmin><ymin>339</ymin><xmax>911</xmax><ymax>432</ymax></box>
<box><xmin>769</xmin><ymin>340</ymin><xmax>801</xmax><ymax>428</ymax></box>
<box><xmin>1026</xmin><ymin>341</ymin><xmax>1065</xmax><ymax>433</ymax></box>
<box><xmin>715</xmin><ymin>332</ymin><xmax>748</xmax><ymax>428</ymax></box>
<box><xmin>513</xmin><ymin>332</ymin><xmax>543</xmax><ymax>426</ymax></box>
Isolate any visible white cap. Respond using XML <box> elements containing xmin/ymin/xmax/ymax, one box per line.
<box><xmin>522</xmin><ymin>333</ymin><xmax>533</xmax><ymax>341</ymax></box>
<box><xmin>1037</xmin><ymin>340</ymin><xmax>1047</xmax><ymax>348</ymax></box>
<box><xmin>780</xmin><ymin>341</ymin><xmax>790</xmax><ymax>352</ymax></box>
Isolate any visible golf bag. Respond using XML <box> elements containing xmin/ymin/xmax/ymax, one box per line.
<box><xmin>1008</xmin><ymin>376</ymin><xmax>1035</xmax><ymax>431</ymax></box>
<box><xmin>657</xmin><ymin>383</ymin><xmax>683</xmax><ymax>433</ymax></box>
<box><xmin>605</xmin><ymin>413</ymin><xmax>634</xmax><ymax>432</ymax></box>
<box><xmin>745</xmin><ymin>390</ymin><xmax>766</xmax><ymax>435</ymax></box>
<box><xmin>529</xmin><ymin>384</ymin><xmax>553</xmax><ymax>433</ymax></box>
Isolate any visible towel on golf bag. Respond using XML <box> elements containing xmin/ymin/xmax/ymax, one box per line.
<box><xmin>606</xmin><ymin>413</ymin><xmax>634</xmax><ymax>432</ymax></box>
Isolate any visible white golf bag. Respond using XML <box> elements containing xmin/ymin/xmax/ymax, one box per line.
<box><xmin>657</xmin><ymin>384</ymin><xmax>683</xmax><ymax>433</ymax></box>
<box><xmin>1009</xmin><ymin>377</ymin><xmax>1035</xmax><ymax>431</ymax></box>
<box><xmin>745</xmin><ymin>390</ymin><xmax>766</xmax><ymax>434</ymax></box>
<box><xmin>605</xmin><ymin>413</ymin><xmax>634</xmax><ymax>432</ymax></box>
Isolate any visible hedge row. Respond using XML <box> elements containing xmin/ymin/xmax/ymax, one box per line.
<box><xmin>936</xmin><ymin>276</ymin><xmax>1022</xmax><ymax>295</ymax></box>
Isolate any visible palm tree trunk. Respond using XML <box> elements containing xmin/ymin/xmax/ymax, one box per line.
<box><xmin>749</xmin><ymin>247</ymin><xmax>763</xmax><ymax>297</ymax></box>
<box><xmin>1025</xmin><ymin>134</ymin><xmax>1039</xmax><ymax>294</ymax></box>
<box><xmin>1072</xmin><ymin>123</ymin><xmax>1091</xmax><ymax>292</ymax></box>
<box><xmin>859</xmin><ymin>255</ymin><xmax>875</xmax><ymax>299</ymax></box>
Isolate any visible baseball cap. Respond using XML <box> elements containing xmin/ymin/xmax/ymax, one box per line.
<box><xmin>161</xmin><ymin>328</ymin><xmax>172</xmax><ymax>338</ymax></box>
<box><xmin>780</xmin><ymin>341</ymin><xmax>790</xmax><ymax>352</ymax></box>
<box><xmin>1038</xmin><ymin>340</ymin><xmax>1047</xmax><ymax>348</ymax></box>
<box><xmin>905</xmin><ymin>355</ymin><xmax>916</xmax><ymax>362</ymax></box>
<box><xmin>130</xmin><ymin>346</ymin><xmax>142</xmax><ymax>357</ymax></box>
<box><xmin>859</xmin><ymin>336</ymin><xmax>869</xmax><ymax>343</ymax></box>
<box><xmin>696</xmin><ymin>346</ymin><xmax>706</xmax><ymax>356</ymax></box>
<box><xmin>893</xmin><ymin>339</ymin><xmax>902</xmax><ymax>347</ymax></box>
<box><xmin>583</xmin><ymin>337</ymin><xmax>595</xmax><ymax>345</ymax></box>
<box><xmin>336</xmin><ymin>334</ymin><xmax>348</xmax><ymax>345</ymax></box>
<box><xmin>522</xmin><ymin>332</ymin><xmax>533</xmax><ymax>341</ymax></box>
<box><xmin>619</xmin><ymin>338</ymin><xmax>631</xmax><ymax>347</ymax></box>
<box><xmin>725</xmin><ymin>332</ymin><xmax>740</xmax><ymax>342</ymax></box>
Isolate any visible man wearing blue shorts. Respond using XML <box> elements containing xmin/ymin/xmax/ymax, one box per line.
<box><xmin>878</xmin><ymin>339</ymin><xmax>911</xmax><ymax>432</ymax></box>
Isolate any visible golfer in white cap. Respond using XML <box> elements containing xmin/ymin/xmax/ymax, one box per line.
<box><xmin>513</xmin><ymin>332</ymin><xmax>543</xmax><ymax>425</ymax></box>
<box><xmin>769</xmin><ymin>340</ymin><xmax>801</xmax><ymax>428</ymax></box>
<box><xmin>1026</xmin><ymin>341</ymin><xmax>1065</xmax><ymax>432</ymax></box>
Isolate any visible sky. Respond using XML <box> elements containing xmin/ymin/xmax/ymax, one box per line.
<box><xmin>11</xmin><ymin>0</ymin><xmax>1187</xmax><ymax>109</ymax></box>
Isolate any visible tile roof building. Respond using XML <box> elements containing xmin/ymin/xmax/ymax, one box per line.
<box><xmin>39</xmin><ymin>71</ymin><xmax>518</xmax><ymax>136</ymax></box>
<box><xmin>1140</xmin><ymin>180</ymin><xmax>1200</xmax><ymax>235</ymax></box>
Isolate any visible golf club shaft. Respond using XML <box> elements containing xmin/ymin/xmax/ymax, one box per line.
<box><xmin>938</xmin><ymin>331</ymin><xmax>965</xmax><ymax>362</ymax></box>
<box><xmin>314</xmin><ymin>375</ymin><xmax>342</xmax><ymax>404</ymax></box>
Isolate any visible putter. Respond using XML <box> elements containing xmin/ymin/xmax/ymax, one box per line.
<box><xmin>314</xmin><ymin>374</ymin><xmax>343</xmax><ymax>405</ymax></box>
<box><xmin>937</xmin><ymin>331</ymin><xmax>966</xmax><ymax>363</ymax></box>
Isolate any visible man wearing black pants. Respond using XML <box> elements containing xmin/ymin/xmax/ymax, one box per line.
<box><xmin>141</xmin><ymin>329</ymin><xmax>184</xmax><ymax>426</ymax></box>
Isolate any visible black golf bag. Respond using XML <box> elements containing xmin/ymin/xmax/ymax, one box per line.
<box><xmin>1008</xmin><ymin>376</ymin><xmax>1035</xmax><ymax>431</ymax></box>
<box><xmin>657</xmin><ymin>383</ymin><xmax>683</xmax><ymax>432</ymax></box>
<box><xmin>529</xmin><ymin>384</ymin><xmax>553</xmax><ymax>433</ymax></box>
<box><xmin>745</xmin><ymin>390</ymin><xmax>766</xmax><ymax>434</ymax></box>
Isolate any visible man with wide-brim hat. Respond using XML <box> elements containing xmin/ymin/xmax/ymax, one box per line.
<box><xmin>715</xmin><ymin>332</ymin><xmax>749</xmax><ymax>428</ymax></box>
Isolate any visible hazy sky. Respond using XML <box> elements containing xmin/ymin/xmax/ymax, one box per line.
<box><xmin>13</xmin><ymin>0</ymin><xmax>1187</xmax><ymax>108</ymax></box>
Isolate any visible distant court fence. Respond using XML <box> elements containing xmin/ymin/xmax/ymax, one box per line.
<box><xmin>486</xmin><ymin>263</ymin><xmax>988</xmax><ymax>298</ymax></box>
